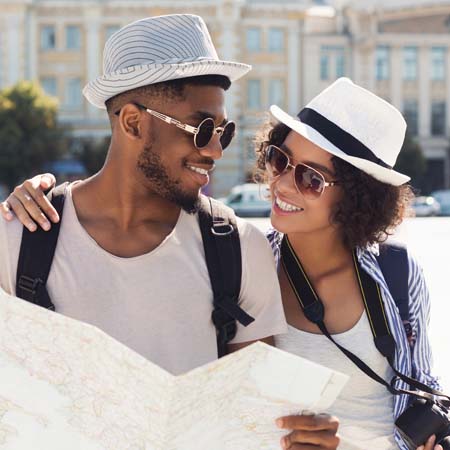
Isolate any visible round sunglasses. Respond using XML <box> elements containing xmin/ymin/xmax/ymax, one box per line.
<box><xmin>118</xmin><ymin>104</ymin><xmax>236</xmax><ymax>150</ymax></box>
<box><xmin>265</xmin><ymin>145</ymin><xmax>338</xmax><ymax>199</ymax></box>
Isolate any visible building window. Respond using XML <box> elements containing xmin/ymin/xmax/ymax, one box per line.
<box><xmin>320</xmin><ymin>46</ymin><xmax>345</xmax><ymax>80</ymax></box>
<box><xmin>105</xmin><ymin>25</ymin><xmax>120</xmax><ymax>42</ymax></box>
<box><xmin>375</xmin><ymin>46</ymin><xmax>390</xmax><ymax>80</ymax></box>
<box><xmin>320</xmin><ymin>54</ymin><xmax>329</xmax><ymax>80</ymax></box>
<box><xmin>403</xmin><ymin>99</ymin><xmax>419</xmax><ymax>136</ymax></box>
<box><xmin>336</xmin><ymin>50</ymin><xmax>346</xmax><ymax>77</ymax></box>
<box><xmin>246</xmin><ymin>28</ymin><xmax>261</xmax><ymax>52</ymax></box>
<box><xmin>41</xmin><ymin>25</ymin><xmax>56</xmax><ymax>50</ymax></box>
<box><xmin>269</xmin><ymin>79</ymin><xmax>284</xmax><ymax>107</ymax></box>
<box><xmin>431</xmin><ymin>101</ymin><xmax>446</xmax><ymax>136</ymax></box>
<box><xmin>403</xmin><ymin>46</ymin><xmax>418</xmax><ymax>81</ymax></box>
<box><xmin>66</xmin><ymin>25</ymin><xmax>81</xmax><ymax>50</ymax></box>
<box><xmin>431</xmin><ymin>47</ymin><xmax>446</xmax><ymax>81</ymax></box>
<box><xmin>268</xmin><ymin>28</ymin><xmax>284</xmax><ymax>52</ymax></box>
<box><xmin>40</xmin><ymin>77</ymin><xmax>57</xmax><ymax>97</ymax></box>
<box><xmin>247</xmin><ymin>79</ymin><xmax>261</xmax><ymax>109</ymax></box>
<box><xmin>65</xmin><ymin>77</ymin><xmax>82</xmax><ymax>108</ymax></box>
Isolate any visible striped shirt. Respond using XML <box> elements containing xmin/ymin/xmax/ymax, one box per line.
<box><xmin>266</xmin><ymin>228</ymin><xmax>441</xmax><ymax>450</ymax></box>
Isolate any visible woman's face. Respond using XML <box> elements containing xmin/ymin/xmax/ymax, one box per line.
<box><xmin>269</xmin><ymin>130</ymin><xmax>343</xmax><ymax>236</ymax></box>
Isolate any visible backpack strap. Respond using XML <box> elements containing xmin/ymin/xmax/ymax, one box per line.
<box><xmin>16</xmin><ymin>183</ymin><xmax>68</xmax><ymax>310</ymax></box>
<box><xmin>198</xmin><ymin>195</ymin><xmax>255</xmax><ymax>358</ymax></box>
<box><xmin>377</xmin><ymin>242</ymin><xmax>413</xmax><ymax>343</ymax></box>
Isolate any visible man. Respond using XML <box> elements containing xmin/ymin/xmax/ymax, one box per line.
<box><xmin>1</xmin><ymin>14</ymin><xmax>340</xmax><ymax>449</ymax></box>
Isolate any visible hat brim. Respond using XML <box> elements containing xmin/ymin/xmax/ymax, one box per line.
<box><xmin>270</xmin><ymin>105</ymin><xmax>410</xmax><ymax>186</ymax></box>
<box><xmin>83</xmin><ymin>60</ymin><xmax>251</xmax><ymax>109</ymax></box>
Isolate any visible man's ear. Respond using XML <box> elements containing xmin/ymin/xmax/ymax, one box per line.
<box><xmin>117</xmin><ymin>104</ymin><xmax>143</xmax><ymax>140</ymax></box>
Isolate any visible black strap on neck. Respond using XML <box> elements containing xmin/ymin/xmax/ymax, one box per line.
<box><xmin>281</xmin><ymin>236</ymin><xmax>450</xmax><ymax>405</ymax></box>
<box><xmin>198</xmin><ymin>196</ymin><xmax>254</xmax><ymax>358</ymax></box>
<box><xmin>16</xmin><ymin>183</ymin><xmax>68</xmax><ymax>310</ymax></box>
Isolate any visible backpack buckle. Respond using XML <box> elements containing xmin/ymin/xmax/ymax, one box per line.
<box><xmin>18</xmin><ymin>275</ymin><xmax>43</xmax><ymax>296</ymax></box>
<box><xmin>212</xmin><ymin>309</ymin><xmax>237</xmax><ymax>343</ymax></box>
<box><xmin>211</xmin><ymin>220</ymin><xmax>234</xmax><ymax>236</ymax></box>
<box><xmin>217</xmin><ymin>319</ymin><xmax>237</xmax><ymax>344</ymax></box>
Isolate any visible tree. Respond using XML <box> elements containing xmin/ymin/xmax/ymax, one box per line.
<box><xmin>0</xmin><ymin>81</ymin><xmax>67</xmax><ymax>190</ymax></box>
<box><xmin>75</xmin><ymin>137</ymin><xmax>110</xmax><ymax>175</ymax></box>
<box><xmin>395</xmin><ymin>132</ymin><xmax>426</xmax><ymax>192</ymax></box>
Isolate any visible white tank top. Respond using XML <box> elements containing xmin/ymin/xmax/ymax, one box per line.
<box><xmin>275</xmin><ymin>311</ymin><xmax>397</xmax><ymax>450</ymax></box>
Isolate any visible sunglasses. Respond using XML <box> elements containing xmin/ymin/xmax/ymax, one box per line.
<box><xmin>265</xmin><ymin>145</ymin><xmax>338</xmax><ymax>199</ymax></box>
<box><xmin>116</xmin><ymin>103</ymin><xmax>235</xmax><ymax>150</ymax></box>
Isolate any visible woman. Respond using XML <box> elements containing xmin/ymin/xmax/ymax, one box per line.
<box><xmin>254</xmin><ymin>78</ymin><xmax>442</xmax><ymax>450</ymax></box>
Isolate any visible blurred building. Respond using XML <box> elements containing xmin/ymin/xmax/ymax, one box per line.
<box><xmin>0</xmin><ymin>0</ymin><xmax>449</xmax><ymax>195</ymax></box>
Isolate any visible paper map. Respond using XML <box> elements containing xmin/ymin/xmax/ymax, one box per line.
<box><xmin>0</xmin><ymin>289</ymin><xmax>348</xmax><ymax>449</ymax></box>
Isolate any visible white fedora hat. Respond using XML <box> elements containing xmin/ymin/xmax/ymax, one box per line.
<box><xmin>83</xmin><ymin>14</ymin><xmax>251</xmax><ymax>109</ymax></box>
<box><xmin>270</xmin><ymin>78</ymin><xmax>410</xmax><ymax>186</ymax></box>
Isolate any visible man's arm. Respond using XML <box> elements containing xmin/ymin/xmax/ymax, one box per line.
<box><xmin>227</xmin><ymin>336</ymin><xmax>274</xmax><ymax>353</ymax></box>
<box><xmin>0</xmin><ymin>173</ymin><xmax>58</xmax><ymax>231</ymax></box>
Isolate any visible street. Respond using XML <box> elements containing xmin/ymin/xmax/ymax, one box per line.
<box><xmin>248</xmin><ymin>216</ymin><xmax>450</xmax><ymax>390</ymax></box>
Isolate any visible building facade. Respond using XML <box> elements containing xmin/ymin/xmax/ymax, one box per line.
<box><xmin>0</xmin><ymin>0</ymin><xmax>449</xmax><ymax>195</ymax></box>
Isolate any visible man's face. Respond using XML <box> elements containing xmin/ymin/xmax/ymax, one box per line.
<box><xmin>137</xmin><ymin>84</ymin><xmax>227</xmax><ymax>213</ymax></box>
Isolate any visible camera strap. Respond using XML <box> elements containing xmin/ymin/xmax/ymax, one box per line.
<box><xmin>281</xmin><ymin>236</ymin><xmax>450</xmax><ymax>406</ymax></box>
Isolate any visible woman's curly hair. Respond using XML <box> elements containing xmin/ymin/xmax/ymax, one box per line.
<box><xmin>254</xmin><ymin>121</ymin><xmax>414</xmax><ymax>249</ymax></box>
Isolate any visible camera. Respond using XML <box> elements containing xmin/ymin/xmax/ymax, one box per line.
<box><xmin>395</xmin><ymin>398</ymin><xmax>450</xmax><ymax>449</ymax></box>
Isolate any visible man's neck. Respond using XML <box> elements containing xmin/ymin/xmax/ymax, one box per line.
<box><xmin>72</xmin><ymin>167</ymin><xmax>181</xmax><ymax>232</ymax></box>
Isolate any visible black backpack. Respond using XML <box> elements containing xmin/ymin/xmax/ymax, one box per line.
<box><xmin>376</xmin><ymin>241</ymin><xmax>413</xmax><ymax>342</ymax></box>
<box><xmin>15</xmin><ymin>183</ymin><xmax>254</xmax><ymax>358</ymax></box>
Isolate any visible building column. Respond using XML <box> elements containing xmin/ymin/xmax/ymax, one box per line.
<box><xmin>85</xmin><ymin>17</ymin><xmax>101</xmax><ymax>118</ymax></box>
<box><xmin>221</xmin><ymin>22</ymin><xmax>238</xmax><ymax>122</ymax></box>
<box><xmin>25</xmin><ymin>6</ymin><xmax>37</xmax><ymax>81</ymax></box>
<box><xmin>6</xmin><ymin>14</ymin><xmax>22</xmax><ymax>86</ymax></box>
<box><xmin>213</xmin><ymin>0</ymin><xmax>244</xmax><ymax>195</ymax></box>
<box><xmin>418</xmin><ymin>46</ymin><xmax>430</xmax><ymax>137</ymax></box>
<box><xmin>390</xmin><ymin>46</ymin><xmax>402</xmax><ymax>111</ymax></box>
<box><xmin>288</xmin><ymin>22</ymin><xmax>300</xmax><ymax>115</ymax></box>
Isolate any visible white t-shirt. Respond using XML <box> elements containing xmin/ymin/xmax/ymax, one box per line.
<box><xmin>275</xmin><ymin>312</ymin><xmax>396</xmax><ymax>450</ymax></box>
<box><xmin>0</xmin><ymin>184</ymin><xmax>287</xmax><ymax>375</ymax></box>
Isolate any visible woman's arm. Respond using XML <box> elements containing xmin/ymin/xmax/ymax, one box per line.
<box><xmin>407</xmin><ymin>255</ymin><xmax>442</xmax><ymax>391</ymax></box>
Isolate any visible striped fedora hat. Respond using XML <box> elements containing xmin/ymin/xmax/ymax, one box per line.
<box><xmin>83</xmin><ymin>14</ymin><xmax>251</xmax><ymax>109</ymax></box>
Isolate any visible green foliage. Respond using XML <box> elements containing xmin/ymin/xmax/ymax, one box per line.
<box><xmin>395</xmin><ymin>133</ymin><xmax>426</xmax><ymax>190</ymax></box>
<box><xmin>76</xmin><ymin>137</ymin><xmax>109</xmax><ymax>175</ymax></box>
<box><xmin>0</xmin><ymin>81</ymin><xmax>68</xmax><ymax>189</ymax></box>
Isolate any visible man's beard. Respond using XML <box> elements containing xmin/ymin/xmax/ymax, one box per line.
<box><xmin>137</xmin><ymin>143</ymin><xmax>201</xmax><ymax>214</ymax></box>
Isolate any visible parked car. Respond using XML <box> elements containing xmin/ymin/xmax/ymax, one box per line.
<box><xmin>220</xmin><ymin>183</ymin><xmax>271</xmax><ymax>217</ymax></box>
<box><xmin>412</xmin><ymin>196</ymin><xmax>441</xmax><ymax>217</ymax></box>
<box><xmin>430</xmin><ymin>190</ymin><xmax>450</xmax><ymax>216</ymax></box>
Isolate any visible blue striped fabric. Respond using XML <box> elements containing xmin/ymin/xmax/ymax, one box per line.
<box><xmin>266</xmin><ymin>228</ymin><xmax>441</xmax><ymax>450</ymax></box>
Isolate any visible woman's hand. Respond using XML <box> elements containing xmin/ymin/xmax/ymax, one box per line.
<box><xmin>276</xmin><ymin>413</ymin><xmax>340</xmax><ymax>449</ymax></box>
<box><xmin>0</xmin><ymin>173</ymin><xmax>58</xmax><ymax>231</ymax></box>
<box><xmin>417</xmin><ymin>434</ymin><xmax>443</xmax><ymax>450</ymax></box>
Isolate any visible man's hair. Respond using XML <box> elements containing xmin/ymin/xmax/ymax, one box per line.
<box><xmin>254</xmin><ymin>121</ymin><xmax>414</xmax><ymax>249</ymax></box>
<box><xmin>105</xmin><ymin>75</ymin><xmax>231</xmax><ymax>121</ymax></box>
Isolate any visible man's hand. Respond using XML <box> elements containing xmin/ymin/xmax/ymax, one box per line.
<box><xmin>276</xmin><ymin>413</ymin><xmax>340</xmax><ymax>450</ymax></box>
<box><xmin>417</xmin><ymin>435</ymin><xmax>443</xmax><ymax>450</ymax></box>
<box><xmin>0</xmin><ymin>173</ymin><xmax>58</xmax><ymax>231</ymax></box>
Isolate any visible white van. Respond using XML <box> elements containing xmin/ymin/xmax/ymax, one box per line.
<box><xmin>221</xmin><ymin>183</ymin><xmax>271</xmax><ymax>217</ymax></box>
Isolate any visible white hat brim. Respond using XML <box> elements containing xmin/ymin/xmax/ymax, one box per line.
<box><xmin>83</xmin><ymin>60</ymin><xmax>251</xmax><ymax>109</ymax></box>
<box><xmin>270</xmin><ymin>105</ymin><xmax>410</xmax><ymax>186</ymax></box>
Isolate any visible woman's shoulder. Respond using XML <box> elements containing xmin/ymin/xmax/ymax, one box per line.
<box><xmin>265</xmin><ymin>227</ymin><xmax>282</xmax><ymax>247</ymax></box>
